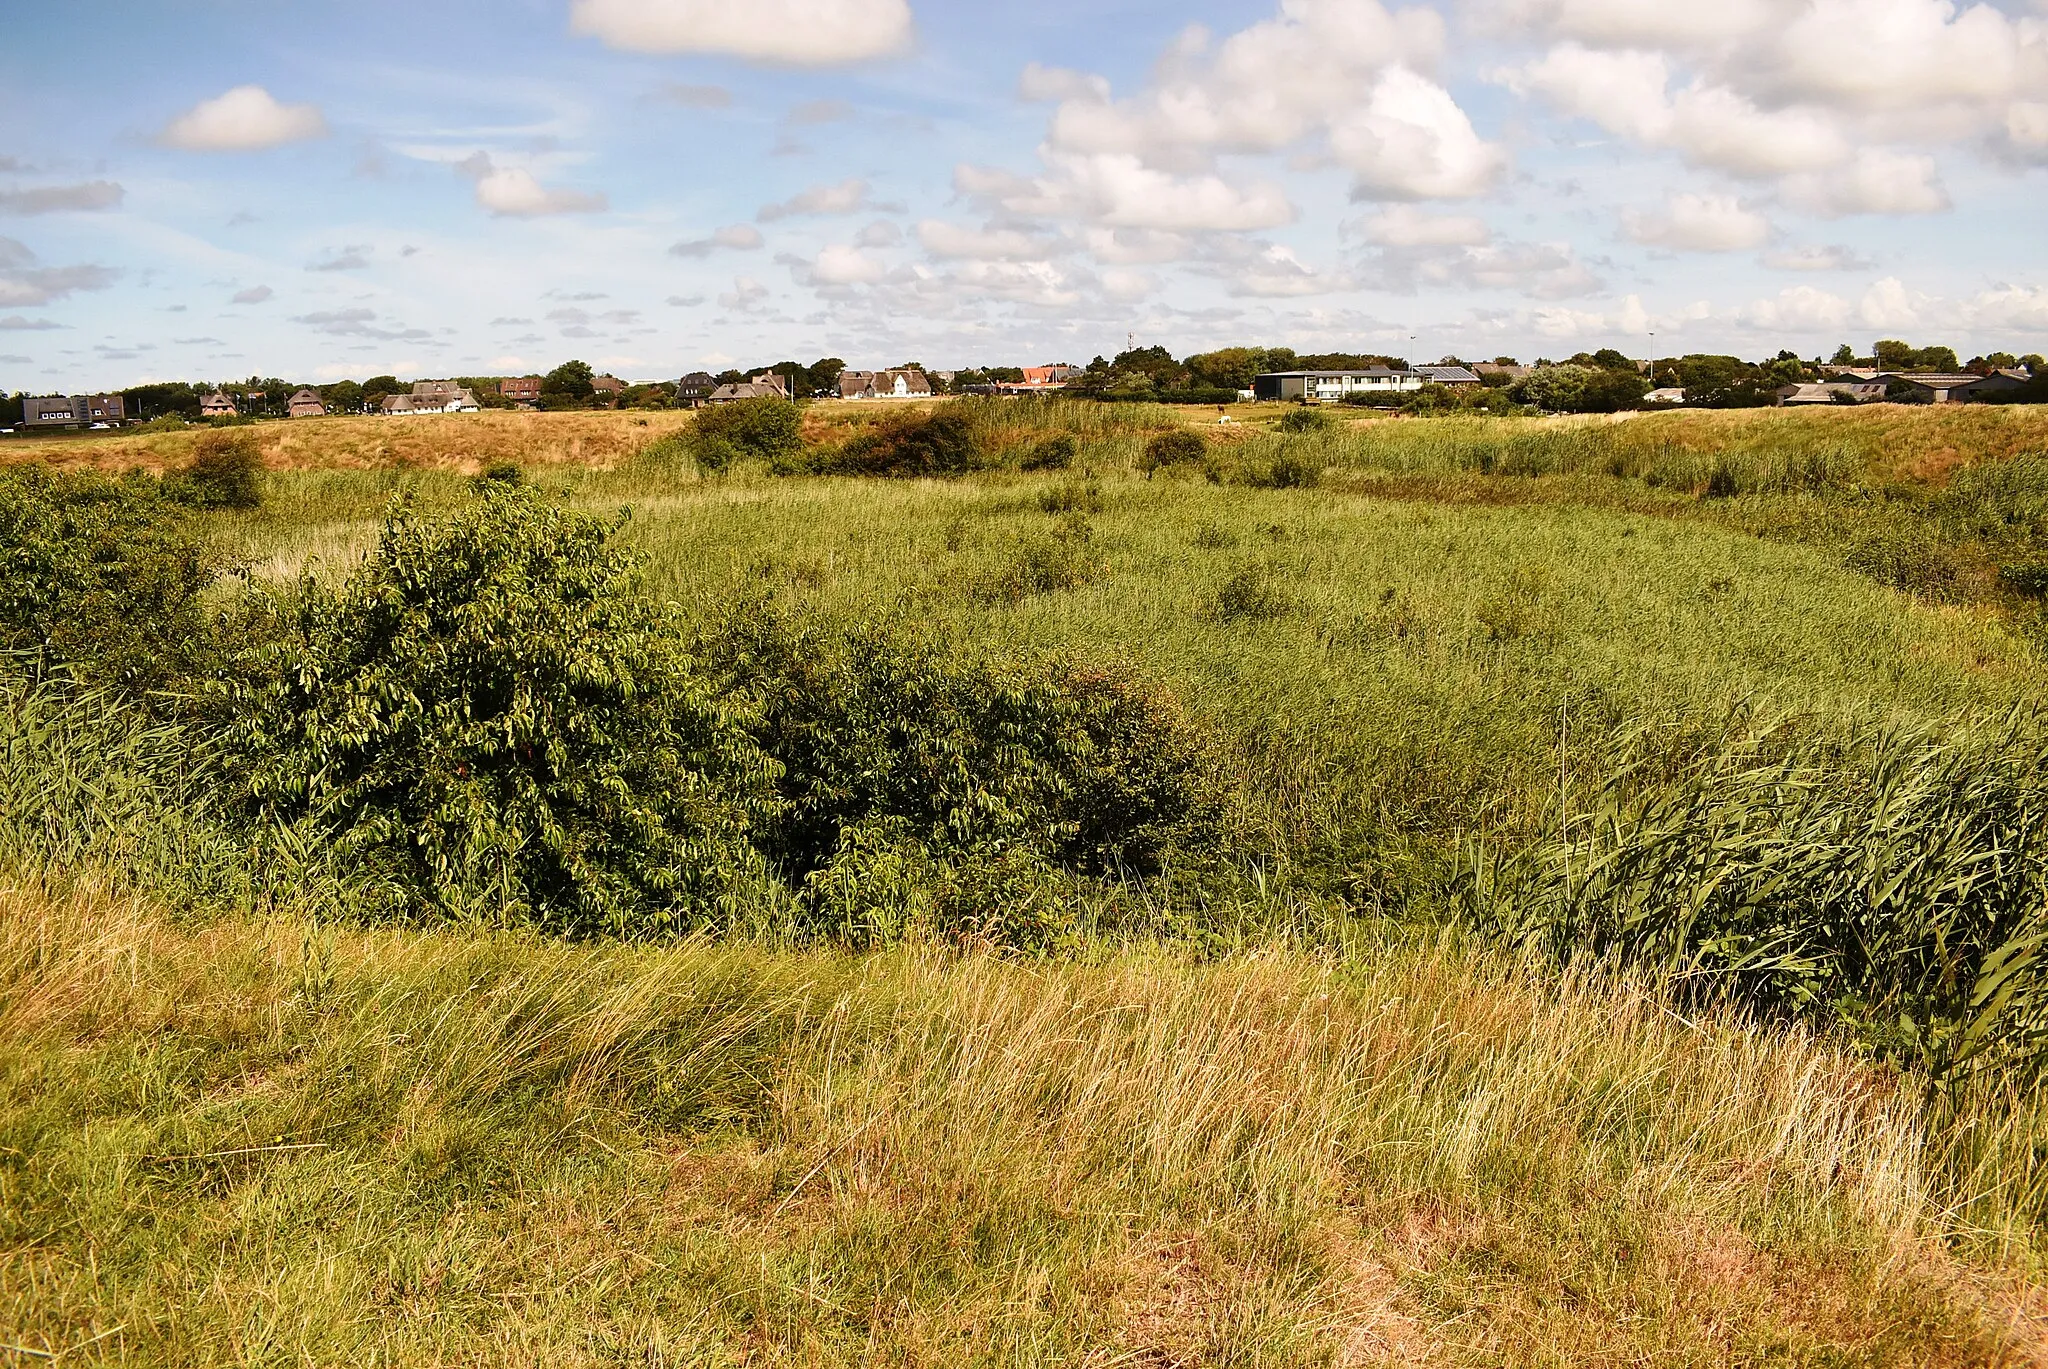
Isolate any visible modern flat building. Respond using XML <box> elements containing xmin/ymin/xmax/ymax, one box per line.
<box><xmin>1252</xmin><ymin>369</ymin><xmax>1425</xmax><ymax>403</ymax></box>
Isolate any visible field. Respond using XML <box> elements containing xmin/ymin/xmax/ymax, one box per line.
<box><xmin>5</xmin><ymin>399</ymin><xmax>2048</xmax><ymax>1364</ymax></box>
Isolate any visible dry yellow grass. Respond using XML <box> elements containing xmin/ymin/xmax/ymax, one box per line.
<box><xmin>4</xmin><ymin>872</ymin><xmax>2045</xmax><ymax>1366</ymax></box>
<box><xmin>0</xmin><ymin>410</ymin><xmax>695</xmax><ymax>476</ymax></box>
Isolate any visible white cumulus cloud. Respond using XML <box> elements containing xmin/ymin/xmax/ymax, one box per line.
<box><xmin>1355</xmin><ymin>205</ymin><xmax>1491</xmax><ymax>247</ymax></box>
<box><xmin>1623</xmin><ymin>193</ymin><xmax>1771</xmax><ymax>251</ymax></box>
<box><xmin>459</xmin><ymin>154</ymin><xmax>607</xmax><ymax>217</ymax></box>
<box><xmin>758</xmin><ymin>178</ymin><xmax>872</xmax><ymax>221</ymax></box>
<box><xmin>569</xmin><ymin>0</ymin><xmax>913</xmax><ymax>66</ymax></box>
<box><xmin>160</xmin><ymin>86</ymin><xmax>327</xmax><ymax>151</ymax></box>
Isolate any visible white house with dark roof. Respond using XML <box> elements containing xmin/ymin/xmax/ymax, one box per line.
<box><xmin>839</xmin><ymin>368</ymin><xmax>933</xmax><ymax>399</ymax></box>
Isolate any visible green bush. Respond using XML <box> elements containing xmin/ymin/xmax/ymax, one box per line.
<box><xmin>2001</xmin><ymin>562</ymin><xmax>2048</xmax><ymax>598</ymax></box>
<box><xmin>214</xmin><ymin>487</ymin><xmax>776</xmax><ymax>935</ymax></box>
<box><xmin>171</xmin><ymin>430</ymin><xmax>265</xmax><ymax>509</ymax></box>
<box><xmin>695</xmin><ymin>607</ymin><xmax>1228</xmax><ymax>893</ymax></box>
<box><xmin>1241</xmin><ymin>451</ymin><xmax>1321</xmax><ymax>489</ymax></box>
<box><xmin>1021</xmin><ymin>434</ymin><xmax>1077</xmax><ymax>471</ymax></box>
<box><xmin>810</xmin><ymin>408</ymin><xmax>983</xmax><ymax>477</ymax></box>
<box><xmin>1276</xmin><ymin>407</ymin><xmax>1333</xmax><ymax>434</ymax></box>
<box><xmin>1140</xmin><ymin>429</ymin><xmax>1207</xmax><ymax>474</ymax></box>
<box><xmin>690</xmin><ymin>398</ymin><xmax>805</xmax><ymax>472</ymax></box>
<box><xmin>0</xmin><ymin>465</ymin><xmax>228</xmax><ymax>695</ymax></box>
<box><xmin>475</xmin><ymin>461</ymin><xmax>525</xmax><ymax>487</ymax></box>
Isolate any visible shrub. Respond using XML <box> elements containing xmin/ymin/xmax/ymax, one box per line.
<box><xmin>213</xmin><ymin>487</ymin><xmax>776</xmax><ymax>935</ymax></box>
<box><xmin>475</xmin><ymin>461</ymin><xmax>525</xmax><ymax>487</ymax></box>
<box><xmin>689</xmin><ymin>397</ymin><xmax>805</xmax><ymax>472</ymax></box>
<box><xmin>812</xmin><ymin>408</ymin><xmax>983</xmax><ymax>477</ymax></box>
<box><xmin>1140</xmin><ymin>429</ymin><xmax>1207</xmax><ymax>474</ymax></box>
<box><xmin>0</xmin><ymin>466</ymin><xmax>227</xmax><ymax>695</ymax></box>
<box><xmin>978</xmin><ymin>515</ymin><xmax>1098</xmax><ymax>604</ymax></box>
<box><xmin>171</xmin><ymin>430</ymin><xmax>265</xmax><ymax>509</ymax></box>
<box><xmin>2001</xmin><ymin>562</ymin><xmax>2048</xmax><ymax>598</ymax></box>
<box><xmin>1205</xmin><ymin>565</ymin><xmax>1292</xmax><ymax>623</ymax></box>
<box><xmin>1021</xmin><ymin>434</ymin><xmax>1077</xmax><ymax>471</ymax></box>
<box><xmin>1242</xmin><ymin>451</ymin><xmax>1321</xmax><ymax>489</ymax></box>
<box><xmin>695</xmin><ymin>607</ymin><xmax>1228</xmax><ymax>893</ymax></box>
<box><xmin>1038</xmin><ymin>479</ymin><xmax>1101</xmax><ymax>514</ymax></box>
<box><xmin>1276</xmin><ymin>407</ymin><xmax>1333</xmax><ymax>434</ymax></box>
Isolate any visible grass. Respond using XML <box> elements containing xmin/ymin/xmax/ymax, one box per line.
<box><xmin>7</xmin><ymin>402</ymin><xmax>2048</xmax><ymax>1361</ymax></box>
<box><xmin>7</xmin><ymin>872</ymin><xmax>2048</xmax><ymax>1366</ymax></box>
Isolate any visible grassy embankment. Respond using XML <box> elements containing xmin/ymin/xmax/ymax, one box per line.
<box><xmin>4</xmin><ymin>401</ymin><xmax>2048</xmax><ymax>1363</ymax></box>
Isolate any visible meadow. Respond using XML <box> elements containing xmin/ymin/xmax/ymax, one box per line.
<box><xmin>4</xmin><ymin>399</ymin><xmax>2048</xmax><ymax>1364</ymax></box>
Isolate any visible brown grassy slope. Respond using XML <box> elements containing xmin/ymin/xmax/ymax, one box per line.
<box><xmin>4</xmin><ymin>874</ymin><xmax>2046</xmax><ymax>1366</ymax></box>
<box><xmin>0</xmin><ymin>410</ymin><xmax>694</xmax><ymax>476</ymax></box>
<box><xmin>7</xmin><ymin>402</ymin><xmax>2045</xmax><ymax>484</ymax></box>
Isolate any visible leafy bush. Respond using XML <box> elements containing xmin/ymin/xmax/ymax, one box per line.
<box><xmin>475</xmin><ymin>461</ymin><xmax>525</xmax><ymax>487</ymax></box>
<box><xmin>809</xmin><ymin>408</ymin><xmax>983</xmax><ymax>477</ymax></box>
<box><xmin>0</xmin><ymin>466</ymin><xmax>227</xmax><ymax>694</ymax></box>
<box><xmin>1277</xmin><ymin>407</ymin><xmax>1333</xmax><ymax>434</ymax></box>
<box><xmin>171</xmin><ymin>430</ymin><xmax>265</xmax><ymax>509</ymax></box>
<box><xmin>1140</xmin><ymin>429</ymin><xmax>1207</xmax><ymax>474</ymax></box>
<box><xmin>695</xmin><ymin>607</ymin><xmax>1228</xmax><ymax>893</ymax></box>
<box><xmin>214</xmin><ymin>487</ymin><xmax>776</xmax><ymax>935</ymax></box>
<box><xmin>1021</xmin><ymin>434</ymin><xmax>1077</xmax><ymax>471</ymax></box>
<box><xmin>1464</xmin><ymin>714</ymin><xmax>2048</xmax><ymax>1081</ymax></box>
<box><xmin>690</xmin><ymin>398</ymin><xmax>805</xmax><ymax>473</ymax></box>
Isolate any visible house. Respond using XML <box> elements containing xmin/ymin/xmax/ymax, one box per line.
<box><xmin>1959</xmin><ymin>369</ymin><xmax>2031</xmax><ymax>400</ymax></box>
<box><xmin>1019</xmin><ymin>364</ymin><xmax>1081</xmax><ymax>389</ymax></box>
<box><xmin>288</xmin><ymin>389</ymin><xmax>327</xmax><ymax>419</ymax></box>
<box><xmin>499</xmin><ymin>376</ymin><xmax>543</xmax><ymax>406</ymax></box>
<box><xmin>1643</xmin><ymin>388</ymin><xmax>1687</xmax><ymax>406</ymax></box>
<box><xmin>397</xmin><ymin>381</ymin><xmax>481</xmax><ymax>414</ymax></box>
<box><xmin>675</xmin><ymin>372</ymin><xmax>718</xmax><ymax>407</ymax></box>
<box><xmin>1876</xmin><ymin>373</ymin><xmax>1989</xmax><ymax>405</ymax></box>
<box><xmin>706</xmin><ymin>375</ymin><xmax>791</xmax><ymax>404</ymax></box>
<box><xmin>590</xmin><ymin>374</ymin><xmax>627</xmax><ymax>407</ymax></box>
<box><xmin>839</xmin><ymin>368</ymin><xmax>933</xmax><ymax>400</ymax></box>
<box><xmin>1252</xmin><ymin>369</ymin><xmax>1425</xmax><ymax>403</ymax></box>
<box><xmin>21</xmin><ymin>395</ymin><xmax>86</xmax><ymax>429</ymax></box>
<box><xmin>200</xmin><ymin>392</ymin><xmax>237</xmax><ymax>419</ymax></box>
<box><xmin>1777</xmin><ymin>382</ymin><xmax>1885</xmax><ymax>406</ymax></box>
<box><xmin>1413</xmin><ymin>365</ymin><xmax>1481</xmax><ymax>387</ymax></box>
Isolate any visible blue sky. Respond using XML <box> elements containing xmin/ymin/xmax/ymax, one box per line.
<box><xmin>4</xmin><ymin>0</ymin><xmax>2046</xmax><ymax>389</ymax></box>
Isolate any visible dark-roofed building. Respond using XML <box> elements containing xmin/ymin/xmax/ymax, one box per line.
<box><xmin>1252</xmin><ymin>369</ymin><xmax>1424</xmax><ymax>403</ymax></box>
<box><xmin>200</xmin><ymin>392</ymin><xmax>237</xmax><ymax>418</ymax></box>
<box><xmin>22</xmin><ymin>395</ymin><xmax>86</xmax><ymax>429</ymax></box>
<box><xmin>500</xmin><ymin>376</ymin><xmax>543</xmax><ymax>406</ymax></box>
<box><xmin>1413</xmin><ymin>365</ymin><xmax>1481</xmax><ymax>387</ymax></box>
<box><xmin>676</xmin><ymin>372</ymin><xmax>718</xmax><ymax>407</ymax></box>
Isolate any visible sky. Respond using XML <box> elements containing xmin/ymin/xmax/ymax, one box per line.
<box><xmin>3</xmin><ymin>0</ymin><xmax>2046</xmax><ymax>391</ymax></box>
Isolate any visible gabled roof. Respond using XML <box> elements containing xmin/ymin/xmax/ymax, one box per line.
<box><xmin>1414</xmin><ymin>365</ymin><xmax>1481</xmax><ymax>383</ymax></box>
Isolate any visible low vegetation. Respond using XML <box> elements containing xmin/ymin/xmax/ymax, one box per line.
<box><xmin>5</xmin><ymin>399</ymin><xmax>2048</xmax><ymax>1361</ymax></box>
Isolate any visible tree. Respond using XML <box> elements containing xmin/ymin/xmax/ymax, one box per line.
<box><xmin>122</xmin><ymin>382</ymin><xmax>204</xmax><ymax>422</ymax></box>
<box><xmin>806</xmin><ymin>357</ymin><xmax>846</xmax><ymax>396</ymax></box>
<box><xmin>362</xmin><ymin>375</ymin><xmax>403</xmax><ymax>410</ymax></box>
<box><xmin>1830</xmin><ymin>343</ymin><xmax>1857</xmax><ymax>366</ymax></box>
<box><xmin>1676</xmin><ymin>355</ymin><xmax>1774</xmax><ymax>408</ymax></box>
<box><xmin>690</xmin><ymin>398</ymin><xmax>805</xmax><ymax>472</ymax></box>
<box><xmin>2023</xmin><ymin>355</ymin><xmax>2047</xmax><ymax>375</ymax></box>
<box><xmin>543</xmin><ymin>360</ymin><xmax>596</xmax><ymax>404</ymax></box>
<box><xmin>0</xmin><ymin>391</ymin><xmax>20</xmax><ymax>427</ymax></box>
<box><xmin>1874</xmin><ymin>340</ymin><xmax>1959</xmax><ymax>373</ymax></box>
<box><xmin>1507</xmin><ymin>364</ymin><xmax>1647</xmax><ymax>413</ymax></box>
<box><xmin>320</xmin><ymin>380</ymin><xmax>365</xmax><ymax>415</ymax></box>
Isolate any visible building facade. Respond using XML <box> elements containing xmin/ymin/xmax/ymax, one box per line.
<box><xmin>499</xmin><ymin>376</ymin><xmax>543</xmax><ymax>405</ymax></box>
<box><xmin>288</xmin><ymin>389</ymin><xmax>327</xmax><ymax>419</ymax></box>
<box><xmin>1252</xmin><ymin>369</ymin><xmax>1426</xmax><ymax>403</ymax></box>
<box><xmin>839</xmin><ymin>368</ymin><xmax>933</xmax><ymax>400</ymax></box>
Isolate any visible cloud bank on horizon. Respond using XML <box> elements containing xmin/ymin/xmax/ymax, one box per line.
<box><xmin>2</xmin><ymin>0</ymin><xmax>2045</xmax><ymax>388</ymax></box>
